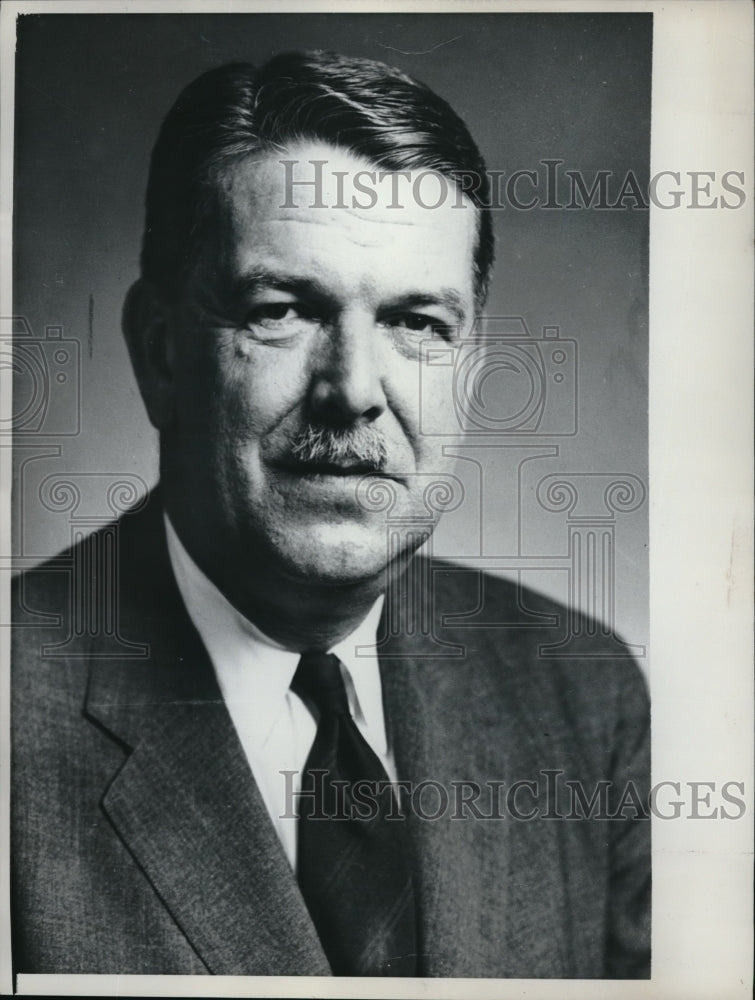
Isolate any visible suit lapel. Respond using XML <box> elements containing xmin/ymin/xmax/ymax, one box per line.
<box><xmin>380</xmin><ymin>566</ymin><xmax>572</xmax><ymax>978</ymax></box>
<box><xmin>91</xmin><ymin>694</ymin><xmax>328</xmax><ymax>975</ymax></box>
<box><xmin>84</xmin><ymin>497</ymin><xmax>329</xmax><ymax>975</ymax></box>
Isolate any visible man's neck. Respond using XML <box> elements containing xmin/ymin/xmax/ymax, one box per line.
<box><xmin>225</xmin><ymin>574</ymin><xmax>387</xmax><ymax>651</ymax></box>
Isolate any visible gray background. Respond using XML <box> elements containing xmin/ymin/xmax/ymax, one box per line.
<box><xmin>11</xmin><ymin>12</ymin><xmax>651</xmax><ymax>653</ymax></box>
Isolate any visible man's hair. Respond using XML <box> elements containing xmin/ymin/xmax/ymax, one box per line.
<box><xmin>141</xmin><ymin>50</ymin><xmax>494</xmax><ymax>304</ymax></box>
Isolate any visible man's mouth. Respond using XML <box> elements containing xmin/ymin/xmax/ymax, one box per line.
<box><xmin>271</xmin><ymin>458</ymin><xmax>390</xmax><ymax>478</ymax></box>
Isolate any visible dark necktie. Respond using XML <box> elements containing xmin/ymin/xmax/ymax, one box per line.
<box><xmin>292</xmin><ymin>651</ymin><xmax>418</xmax><ymax>976</ymax></box>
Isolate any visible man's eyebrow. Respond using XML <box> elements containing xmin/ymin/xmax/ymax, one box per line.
<box><xmin>384</xmin><ymin>290</ymin><xmax>468</xmax><ymax>323</ymax></box>
<box><xmin>229</xmin><ymin>269</ymin><xmax>331</xmax><ymax>301</ymax></box>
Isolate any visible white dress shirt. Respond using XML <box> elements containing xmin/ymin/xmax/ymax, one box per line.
<box><xmin>164</xmin><ymin>514</ymin><xmax>395</xmax><ymax>871</ymax></box>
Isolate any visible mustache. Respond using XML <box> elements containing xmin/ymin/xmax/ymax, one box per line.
<box><xmin>286</xmin><ymin>424</ymin><xmax>389</xmax><ymax>470</ymax></box>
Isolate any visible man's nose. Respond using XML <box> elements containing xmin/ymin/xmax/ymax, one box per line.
<box><xmin>308</xmin><ymin>313</ymin><xmax>387</xmax><ymax>426</ymax></box>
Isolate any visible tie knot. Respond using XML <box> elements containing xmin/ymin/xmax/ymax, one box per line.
<box><xmin>293</xmin><ymin>652</ymin><xmax>350</xmax><ymax>716</ymax></box>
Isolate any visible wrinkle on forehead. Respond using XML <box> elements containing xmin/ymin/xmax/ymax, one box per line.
<box><xmin>267</xmin><ymin>210</ymin><xmax>442</xmax><ymax>229</ymax></box>
<box><xmin>256</xmin><ymin>213</ymin><xmax>464</xmax><ymax>255</ymax></box>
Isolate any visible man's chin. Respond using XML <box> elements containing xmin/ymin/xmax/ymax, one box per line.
<box><xmin>264</xmin><ymin>524</ymin><xmax>425</xmax><ymax>589</ymax></box>
<box><xmin>275</xmin><ymin>543</ymin><xmax>391</xmax><ymax>589</ymax></box>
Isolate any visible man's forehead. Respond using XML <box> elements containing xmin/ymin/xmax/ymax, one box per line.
<box><xmin>213</xmin><ymin>141</ymin><xmax>478</xmax><ymax>252</ymax></box>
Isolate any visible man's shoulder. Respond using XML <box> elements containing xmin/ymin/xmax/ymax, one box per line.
<box><xmin>11</xmin><ymin>490</ymin><xmax>167</xmax><ymax>677</ymax></box>
<box><xmin>421</xmin><ymin>557</ymin><xmax>649</xmax><ymax>715</ymax></box>
<box><xmin>12</xmin><ymin>488</ymin><xmax>163</xmax><ymax>605</ymax></box>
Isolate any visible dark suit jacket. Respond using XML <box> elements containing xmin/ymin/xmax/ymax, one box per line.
<box><xmin>11</xmin><ymin>493</ymin><xmax>650</xmax><ymax>978</ymax></box>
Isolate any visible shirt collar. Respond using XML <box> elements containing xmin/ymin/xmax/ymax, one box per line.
<box><xmin>163</xmin><ymin>513</ymin><xmax>386</xmax><ymax>756</ymax></box>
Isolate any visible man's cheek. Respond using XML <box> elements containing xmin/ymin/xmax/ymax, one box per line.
<box><xmin>414</xmin><ymin>360</ymin><xmax>460</xmax><ymax>439</ymax></box>
<box><xmin>214</xmin><ymin>373</ymin><xmax>280</xmax><ymax>436</ymax></box>
<box><xmin>417</xmin><ymin>438</ymin><xmax>459</xmax><ymax>480</ymax></box>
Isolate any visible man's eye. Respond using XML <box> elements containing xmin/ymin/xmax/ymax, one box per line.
<box><xmin>257</xmin><ymin>303</ymin><xmax>294</xmax><ymax>321</ymax></box>
<box><xmin>243</xmin><ymin>302</ymin><xmax>317</xmax><ymax>333</ymax></box>
<box><xmin>384</xmin><ymin>313</ymin><xmax>455</xmax><ymax>340</ymax></box>
<box><xmin>247</xmin><ymin>303</ymin><xmax>297</xmax><ymax>323</ymax></box>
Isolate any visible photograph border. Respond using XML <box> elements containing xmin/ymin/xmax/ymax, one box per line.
<box><xmin>1</xmin><ymin>2</ymin><xmax>752</xmax><ymax>998</ymax></box>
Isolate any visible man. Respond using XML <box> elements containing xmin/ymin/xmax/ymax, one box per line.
<box><xmin>11</xmin><ymin>51</ymin><xmax>650</xmax><ymax>978</ymax></box>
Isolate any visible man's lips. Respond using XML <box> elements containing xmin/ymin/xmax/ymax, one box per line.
<box><xmin>269</xmin><ymin>458</ymin><xmax>402</xmax><ymax>481</ymax></box>
<box><xmin>295</xmin><ymin>462</ymin><xmax>376</xmax><ymax>476</ymax></box>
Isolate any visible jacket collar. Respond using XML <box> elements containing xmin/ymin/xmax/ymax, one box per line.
<box><xmin>84</xmin><ymin>492</ymin><xmax>330</xmax><ymax>975</ymax></box>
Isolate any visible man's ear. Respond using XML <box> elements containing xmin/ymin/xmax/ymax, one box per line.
<box><xmin>122</xmin><ymin>280</ymin><xmax>178</xmax><ymax>431</ymax></box>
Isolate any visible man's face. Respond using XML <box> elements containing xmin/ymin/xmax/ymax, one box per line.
<box><xmin>162</xmin><ymin>141</ymin><xmax>477</xmax><ymax>589</ymax></box>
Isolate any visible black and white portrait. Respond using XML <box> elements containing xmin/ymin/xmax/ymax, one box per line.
<box><xmin>2</xmin><ymin>4</ymin><xmax>751</xmax><ymax>998</ymax></box>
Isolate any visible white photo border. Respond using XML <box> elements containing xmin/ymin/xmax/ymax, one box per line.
<box><xmin>0</xmin><ymin>1</ymin><xmax>751</xmax><ymax>998</ymax></box>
